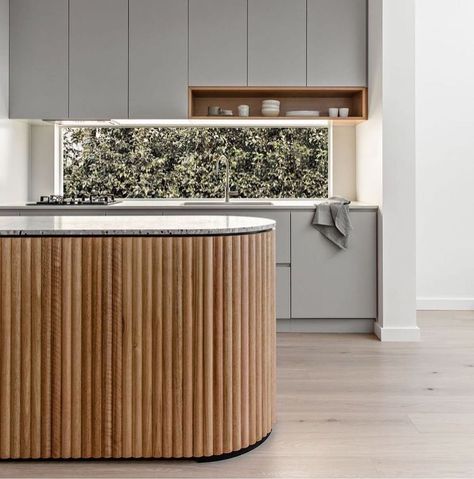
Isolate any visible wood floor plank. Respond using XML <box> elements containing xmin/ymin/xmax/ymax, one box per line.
<box><xmin>2</xmin><ymin>315</ymin><xmax>474</xmax><ymax>477</ymax></box>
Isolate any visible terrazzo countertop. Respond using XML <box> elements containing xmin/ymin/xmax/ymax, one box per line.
<box><xmin>0</xmin><ymin>199</ymin><xmax>378</xmax><ymax>212</ymax></box>
<box><xmin>0</xmin><ymin>216</ymin><xmax>275</xmax><ymax>237</ymax></box>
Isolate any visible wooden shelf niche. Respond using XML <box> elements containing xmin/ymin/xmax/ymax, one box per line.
<box><xmin>189</xmin><ymin>86</ymin><xmax>368</xmax><ymax>124</ymax></box>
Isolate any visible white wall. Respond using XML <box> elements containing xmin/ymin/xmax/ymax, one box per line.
<box><xmin>416</xmin><ymin>0</ymin><xmax>474</xmax><ymax>311</ymax></box>
<box><xmin>332</xmin><ymin>126</ymin><xmax>357</xmax><ymax>200</ymax></box>
<box><xmin>0</xmin><ymin>0</ymin><xmax>30</xmax><ymax>204</ymax></box>
<box><xmin>356</xmin><ymin>0</ymin><xmax>419</xmax><ymax>341</ymax></box>
<box><xmin>30</xmin><ymin>125</ymin><xmax>56</xmax><ymax>199</ymax></box>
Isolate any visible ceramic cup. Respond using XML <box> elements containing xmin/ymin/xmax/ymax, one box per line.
<box><xmin>339</xmin><ymin>108</ymin><xmax>350</xmax><ymax>118</ymax></box>
<box><xmin>208</xmin><ymin>106</ymin><xmax>220</xmax><ymax>116</ymax></box>
<box><xmin>238</xmin><ymin>105</ymin><xmax>250</xmax><ymax>117</ymax></box>
<box><xmin>328</xmin><ymin>108</ymin><xmax>339</xmax><ymax>118</ymax></box>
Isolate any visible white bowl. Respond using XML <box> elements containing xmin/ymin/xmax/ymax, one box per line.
<box><xmin>261</xmin><ymin>109</ymin><xmax>280</xmax><ymax>117</ymax></box>
<box><xmin>261</xmin><ymin>106</ymin><xmax>280</xmax><ymax>112</ymax></box>
<box><xmin>262</xmin><ymin>100</ymin><xmax>280</xmax><ymax>107</ymax></box>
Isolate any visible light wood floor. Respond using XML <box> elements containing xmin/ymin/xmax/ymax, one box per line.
<box><xmin>2</xmin><ymin>311</ymin><xmax>474</xmax><ymax>478</ymax></box>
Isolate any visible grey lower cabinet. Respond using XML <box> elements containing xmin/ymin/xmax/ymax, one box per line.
<box><xmin>69</xmin><ymin>0</ymin><xmax>129</xmax><ymax>119</ymax></box>
<box><xmin>19</xmin><ymin>210</ymin><xmax>106</xmax><ymax>217</ymax></box>
<box><xmin>129</xmin><ymin>0</ymin><xmax>188</xmax><ymax>119</ymax></box>
<box><xmin>291</xmin><ymin>210</ymin><xmax>376</xmax><ymax>319</ymax></box>
<box><xmin>276</xmin><ymin>266</ymin><xmax>291</xmax><ymax>319</ymax></box>
<box><xmin>248</xmin><ymin>0</ymin><xmax>307</xmax><ymax>86</ymax></box>
<box><xmin>189</xmin><ymin>0</ymin><xmax>247</xmax><ymax>86</ymax></box>
<box><xmin>165</xmin><ymin>209</ymin><xmax>290</xmax><ymax>264</ymax></box>
<box><xmin>307</xmin><ymin>0</ymin><xmax>367</xmax><ymax>86</ymax></box>
<box><xmin>9</xmin><ymin>0</ymin><xmax>69</xmax><ymax>119</ymax></box>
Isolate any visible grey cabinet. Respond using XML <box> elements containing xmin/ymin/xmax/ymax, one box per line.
<box><xmin>248</xmin><ymin>0</ymin><xmax>306</xmax><ymax>86</ymax></box>
<box><xmin>291</xmin><ymin>211</ymin><xmax>376</xmax><ymax>319</ymax></box>
<box><xmin>189</xmin><ymin>0</ymin><xmax>247</xmax><ymax>86</ymax></box>
<box><xmin>69</xmin><ymin>0</ymin><xmax>129</xmax><ymax>119</ymax></box>
<box><xmin>9</xmin><ymin>0</ymin><xmax>69</xmax><ymax>119</ymax></box>
<box><xmin>307</xmin><ymin>0</ymin><xmax>367</xmax><ymax>86</ymax></box>
<box><xmin>166</xmin><ymin>209</ymin><xmax>290</xmax><ymax>264</ymax></box>
<box><xmin>129</xmin><ymin>0</ymin><xmax>188</xmax><ymax>119</ymax></box>
<box><xmin>276</xmin><ymin>266</ymin><xmax>291</xmax><ymax>319</ymax></box>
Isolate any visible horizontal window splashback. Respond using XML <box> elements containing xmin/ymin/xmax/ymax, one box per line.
<box><xmin>62</xmin><ymin>127</ymin><xmax>329</xmax><ymax>200</ymax></box>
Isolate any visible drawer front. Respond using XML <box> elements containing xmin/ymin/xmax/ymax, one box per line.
<box><xmin>19</xmin><ymin>210</ymin><xmax>107</xmax><ymax>216</ymax></box>
<box><xmin>105</xmin><ymin>210</ymin><xmax>164</xmax><ymax>216</ymax></box>
<box><xmin>276</xmin><ymin>266</ymin><xmax>291</xmax><ymax>319</ymax></box>
<box><xmin>165</xmin><ymin>209</ymin><xmax>291</xmax><ymax>264</ymax></box>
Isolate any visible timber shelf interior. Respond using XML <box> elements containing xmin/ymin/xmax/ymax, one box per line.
<box><xmin>188</xmin><ymin>86</ymin><xmax>368</xmax><ymax>124</ymax></box>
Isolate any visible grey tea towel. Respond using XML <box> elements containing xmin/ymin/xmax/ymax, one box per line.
<box><xmin>312</xmin><ymin>197</ymin><xmax>353</xmax><ymax>249</ymax></box>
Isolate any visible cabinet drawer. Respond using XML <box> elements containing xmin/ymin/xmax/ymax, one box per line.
<box><xmin>276</xmin><ymin>266</ymin><xmax>291</xmax><ymax>319</ymax></box>
<box><xmin>291</xmin><ymin>210</ymin><xmax>377</xmax><ymax>319</ymax></box>
<box><xmin>165</xmin><ymin>209</ymin><xmax>290</xmax><ymax>264</ymax></box>
<box><xmin>19</xmin><ymin>210</ymin><xmax>106</xmax><ymax>216</ymax></box>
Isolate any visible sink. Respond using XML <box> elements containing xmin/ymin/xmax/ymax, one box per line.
<box><xmin>182</xmin><ymin>201</ymin><xmax>274</xmax><ymax>206</ymax></box>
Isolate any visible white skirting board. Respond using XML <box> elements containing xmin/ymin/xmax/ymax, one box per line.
<box><xmin>417</xmin><ymin>298</ymin><xmax>474</xmax><ymax>311</ymax></box>
<box><xmin>277</xmin><ymin>318</ymin><xmax>375</xmax><ymax>334</ymax></box>
<box><xmin>374</xmin><ymin>323</ymin><xmax>421</xmax><ymax>342</ymax></box>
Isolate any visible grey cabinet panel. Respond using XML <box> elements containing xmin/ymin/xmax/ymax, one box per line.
<box><xmin>69</xmin><ymin>0</ymin><xmax>129</xmax><ymax>119</ymax></box>
<box><xmin>189</xmin><ymin>0</ymin><xmax>247</xmax><ymax>86</ymax></box>
<box><xmin>165</xmin><ymin>209</ymin><xmax>290</xmax><ymax>263</ymax></box>
<box><xmin>291</xmin><ymin>211</ymin><xmax>376</xmax><ymax>319</ymax></box>
<box><xmin>19</xmin><ymin>210</ymin><xmax>106</xmax><ymax>216</ymax></box>
<box><xmin>105</xmin><ymin>210</ymin><xmax>164</xmax><ymax>216</ymax></box>
<box><xmin>248</xmin><ymin>0</ymin><xmax>306</xmax><ymax>86</ymax></box>
<box><xmin>276</xmin><ymin>266</ymin><xmax>290</xmax><ymax>319</ymax></box>
<box><xmin>307</xmin><ymin>0</ymin><xmax>367</xmax><ymax>86</ymax></box>
<box><xmin>9</xmin><ymin>0</ymin><xmax>68</xmax><ymax>119</ymax></box>
<box><xmin>129</xmin><ymin>0</ymin><xmax>188</xmax><ymax>119</ymax></box>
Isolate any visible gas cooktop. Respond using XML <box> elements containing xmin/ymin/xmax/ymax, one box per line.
<box><xmin>27</xmin><ymin>195</ymin><xmax>121</xmax><ymax>206</ymax></box>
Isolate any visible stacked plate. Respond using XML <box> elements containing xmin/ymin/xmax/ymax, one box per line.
<box><xmin>261</xmin><ymin>99</ymin><xmax>280</xmax><ymax>117</ymax></box>
<box><xmin>286</xmin><ymin>110</ymin><xmax>320</xmax><ymax>117</ymax></box>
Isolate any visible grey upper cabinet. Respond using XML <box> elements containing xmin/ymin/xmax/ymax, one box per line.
<box><xmin>248</xmin><ymin>0</ymin><xmax>306</xmax><ymax>86</ymax></box>
<box><xmin>291</xmin><ymin>211</ymin><xmax>377</xmax><ymax>319</ymax></box>
<box><xmin>69</xmin><ymin>0</ymin><xmax>129</xmax><ymax>119</ymax></box>
<box><xmin>189</xmin><ymin>0</ymin><xmax>247</xmax><ymax>86</ymax></box>
<box><xmin>307</xmin><ymin>0</ymin><xmax>367</xmax><ymax>86</ymax></box>
<box><xmin>9</xmin><ymin>0</ymin><xmax>69</xmax><ymax>119</ymax></box>
<box><xmin>129</xmin><ymin>0</ymin><xmax>188</xmax><ymax>119</ymax></box>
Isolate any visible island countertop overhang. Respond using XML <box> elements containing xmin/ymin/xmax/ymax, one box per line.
<box><xmin>0</xmin><ymin>215</ymin><xmax>276</xmax><ymax>237</ymax></box>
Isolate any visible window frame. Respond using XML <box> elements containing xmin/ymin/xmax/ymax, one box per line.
<box><xmin>55</xmin><ymin>122</ymin><xmax>333</xmax><ymax>200</ymax></box>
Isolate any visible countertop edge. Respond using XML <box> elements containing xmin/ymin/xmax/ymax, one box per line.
<box><xmin>0</xmin><ymin>216</ymin><xmax>276</xmax><ymax>237</ymax></box>
<box><xmin>0</xmin><ymin>202</ymin><xmax>379</xmax><ymax>212</ymax></box>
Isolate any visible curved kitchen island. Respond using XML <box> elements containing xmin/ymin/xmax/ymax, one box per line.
<box><xmin>0</xmin><ymin>216</ymin><xmax>276</xmax><ymax>460</ymax></box>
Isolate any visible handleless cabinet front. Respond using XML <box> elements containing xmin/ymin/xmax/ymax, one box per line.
<box><xmin>9</xmin><ymin>0</ymin><xmax>69</xmax><ymax>119</ymax></box>
<box><xmin>129</xmin><ymin>0</ymin><xmax>188</xmax><ymax>118</ymax></box>
<box><xmin>291</xmin><ymin>210</ymin><xmax>376</xmax><ymax>319</ymax></box>
<box><xmin>248</xmin><ymin>0</ymin><xmax>306</xmax><ymax>86</ymax></box>
<box><xmin>189</xmin><ymin>0</ymin><xmax>247</xmax><ymax>86</ymax></box>
<box><xmin>307</xmin><ymin>0</ymin><xmax>367</xmax><ymax>86</ymax></box>
<box><xmin>69</xmin><ymin>0</ymin><xmax>129</xmax><ymax>119</ymax></box>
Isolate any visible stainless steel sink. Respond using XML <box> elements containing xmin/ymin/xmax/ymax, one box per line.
<box><xmin>181</xmin><ymin>201</ymin><xmax>274</xmax><ymax>206</ymax></box>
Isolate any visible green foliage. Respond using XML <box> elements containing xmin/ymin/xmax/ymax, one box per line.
<box><xmin>62</xmin><ymin>127</ymin><xmax>329</xmax><ymax>199</ymax></box>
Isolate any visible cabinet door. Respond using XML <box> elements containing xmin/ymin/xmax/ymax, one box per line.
<box><xmin>9</xmin><ymin>0</ymin><xmax>68</xmax><ymax>119</ymax></box>
<box><xmin>69</xmin><ymin>0</ymin><xmax>129</xmax><ymax>119</ymax></box>
<box><xmin>129</xmin><ymin>0</ymin><xmax>188</xmax><ymax>119</ymax></box>
<box><xmin>248</xmin><ymin>0</ymin><xmax>306</xmax><ymax>86</ymax></box>
<box><xmin>291</xmin><ymin>211</ymin><xmax>376</xmax><ymax>319</ymax></box>
<box><xmin>189</xmin><ymin>0</ymin><xmax>247</xmax><ymax>86</ymax></box>
<box><xmin>276</xmin><ymin>266</ymin><xmax>291</xmax><ymax>319</ymax></box>
<box><xmin>307</xmin><ymin>0</ymin><xmax>367</xmax><ymax>86</ymax></box>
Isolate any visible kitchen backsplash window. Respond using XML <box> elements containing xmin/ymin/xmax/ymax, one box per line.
<box><xmin>62</xmin><ymin>127</ymin><xmax>329</xmax><ymax>199</ymax></box>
